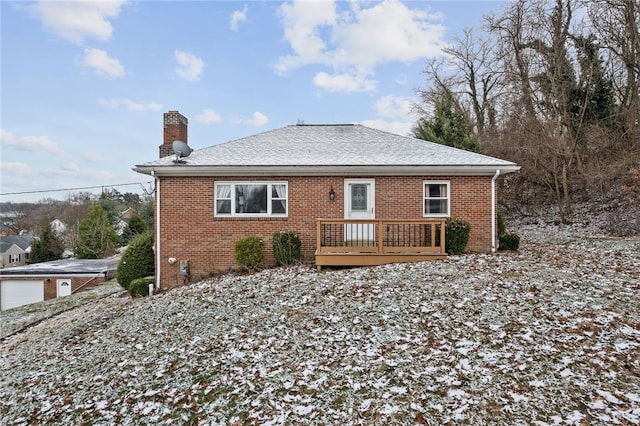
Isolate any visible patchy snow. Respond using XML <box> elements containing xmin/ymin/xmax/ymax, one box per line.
<box><xmin>1</xmin><ymin>219</ymin><xmax>638</xmax><ymax>425</ymax></box>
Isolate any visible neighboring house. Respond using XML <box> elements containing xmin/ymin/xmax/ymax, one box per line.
<box><xmin>115</xmin><ymin>208</ymin><xmax>138</xmax><ymax>237</ymax></box>
<box><xmin>0</xmin><ymin>235</ymin><xmax>33</xmax><ymax>268</ymax></box>
<box><xmin>134</xmin><ymin>110</ymin><xmax>520</xmax><ymax>290</ymax></box>
<box><xmin>0</xmin><ymin>223</ymin><xmax>16</xmax><ymax>237</ymax></box>
<box><xmin>50</xmin><ymin>219</ymin><xmax>67</xmax><ymax>235</ymax></box>
<box><xmin>0</xmin><ymin>257</ymin><xmax>118</xmax><ymax>310</ymax></box>
<box><xmin>120</xmin><ymin>207</ymin><xmax>138</xmax><ymax>221</ymax></box>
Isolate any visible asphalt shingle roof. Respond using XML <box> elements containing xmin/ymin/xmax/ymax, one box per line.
<box><xmin>137</xmin><ymin>124</ymin><xmax>518</xmax><ymax>169</ymax></box>
<box><xmin>0</xmin><ymin>235</ymin><xmax>33</xmax><ymax>254</ymax></box>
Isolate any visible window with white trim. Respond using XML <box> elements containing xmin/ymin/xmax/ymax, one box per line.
<box><xmin>215</xmin><ymin>182</ymin><xmax>288</xmax><ymax>217</ymax></box>
<box><xmin>423</xmin><ymin>181</ymin><xmax>450</xmax><ymax>217</ymax></box>
<box><xmin>9</xmin><ymin>253</ymin><xmax>21</xmax><ymax>263</ymax></box>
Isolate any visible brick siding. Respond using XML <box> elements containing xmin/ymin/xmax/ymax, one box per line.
<box><xmin>157</xmin><ymin>175</ymin><xmax>496</xmax><ymax>287</ymax></box>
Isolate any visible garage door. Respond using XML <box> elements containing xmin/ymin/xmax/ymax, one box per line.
<box><xmin>1</xmin><ymin>280</ymin><xmax>44</xmax><ymax>310</ymax></box>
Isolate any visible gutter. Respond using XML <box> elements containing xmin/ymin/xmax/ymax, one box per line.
<box><xmin>133</xmin><ymin>164</ymin><xmax>521</xmax><ymax>177</ymax></box>
<box><xmin>152</xmin><ymin>170</ymin><xmax>161</xmax><ymax>292</ymax></box>
<box><xmin>491</xmin><ymin>169</ymin><xmax>501</xmax><ymax>253</ymax></box>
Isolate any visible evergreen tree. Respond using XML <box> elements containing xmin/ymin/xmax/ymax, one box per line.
<box><xmin>120</xmin><ymin>214</ymin><xmax>148</xmax><ymax>245</ymax></box>
<box><xmin>29</xmin><ymin>224</ymin><xmax>64</xmax><ymax>263</ymax></box>
<box><xmin>413</xmin><ymin>90</ymin><xmax>482</xmax><ymax>153</ymax></box>
<box><xmin>75</xmin><ymin>203</ymin><xmax>118</xmax><ymax>259</ymax></box>
<box><xmin>139</xmin><ymin>198</ymin><xmax>155</xmax><ymax>230</ymax></box>
<box><xmin>116</xmin><ymin>230</ymin><xmax>155</xmax><ymax>290</ymax></box>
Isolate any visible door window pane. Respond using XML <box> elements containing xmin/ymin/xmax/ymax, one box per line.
<box><xmin>351</xmin><ymin>184</ymin><xmax>367</xmax><ymax>211</ymax></box>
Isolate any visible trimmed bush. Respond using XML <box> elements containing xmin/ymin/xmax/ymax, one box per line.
<box><xmin>499</xmin><ymin>232</ymin><xmax>520</xmax><ymax>251</ymax></box>
<box><xmin>445</xmin><ymin>217</ymin><xmax>470</xmax><ymax>255</ymax></box>
<box><xmin>272</xmin><ymin>231</ymin><xmax>302</xmax><ymax>266</ymax></box>
<box><xmin>234</xmin><ymin>236</ymin><xmax>264</xmax><ymax>271</ymax></box>
<box><xmin>128</xmin><ymin>278</ymin><xmax>152</xmax><ymax>297</ymax></box>
<box><xmin>116</xmin><ymin>230</ymin><xmax>154</xmax><ymax>290</ymax></box>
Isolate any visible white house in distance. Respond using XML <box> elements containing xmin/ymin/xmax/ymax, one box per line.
<box><xmin>0</xmin><ymin>235</ymin><xmax>34</xmax><ymax>268</ymax></box>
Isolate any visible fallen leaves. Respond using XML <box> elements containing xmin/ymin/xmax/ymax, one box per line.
<box><xmin>1</xmin><ymin>219</ymin><xmax>639</xmax><ymax>425</ymax></box>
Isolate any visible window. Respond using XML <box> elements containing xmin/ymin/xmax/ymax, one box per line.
<box><xmin>215</xmin><ymin>182</ymin><xmax>288</xmax><ymax>217</ymax></box>
<box><xmin>9</xmin><ymin>253</ymin><xmax>21</xmax><ymax>263</ymax></box>
<box><xmin>423</xmin><ymin>181</ymin><xmax>450</xmax><ymax>217</ymax></box>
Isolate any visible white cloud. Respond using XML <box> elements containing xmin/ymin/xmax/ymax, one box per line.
<box><xmin>331</xmin><ymin>1</ymin><xmax>446</xmax><ymax>67</ymax></box>
<box><xmin>98</xmin><ymin>98</ymin><xmax>163</xmax><ymax>111</ymax></box>
<box><xmin>374</xmin><ymin>95</ymin><xmax>414</xmax><ymax>120</ymax></box>
<box><xmin>313</xmin><ymin>72</ymin><xmax>377</xmax><ymax>93</ymax></box>
<box><xmin>1</xmin><ymin>129</ymin><xmax>63</xmax><ymax>156</ymax></box>
<box><xmin>276</xmin><ymin>0</ymin><xmax>447</xmax><ymax>93</ymax></box>
<box><xmin>28</xmin><ymin>0</ymin><xmax>127</xmax><ymax>45</ymax></box>
<box><xmin>62</xmin><ymin>162</ymin><xmax>80</xmax><ymax>172</ymax></box>
<box><xmin>195</xmin><ymin>109</ymin><xmax>222</xmax><ymax>124</ymax></box>
<box><xmin>275</xmin><ymin>0</ymin><xmax>336</xmax><ymax>72</ymax></box>
<box><xmin>360</xmin><ymin>94</ymin><xmax>418</xmax><ymax>137</ymax></box>
<box><xmin>83</xmin><ymin>151</ymin><xmax>106</xmax><ymax>163</ymax></box>
<box><xmin>244</xmin><ymin>112</ymin><xmax>269</xmax><ymax>126</ymax></box>
<box><xmin>1</xmin><ymin>162</ymin><xmax>33</xmax><ymax>177</ymax></box>
<box><xmin>360</xmin><ymin>119</ymin><xmax>414</xmax><ymax>137</ymax></box>
<box><xmin>230</xmin><ymin>4</ymin><xmax>248</xmax><ymax>31</ymax></box>
<box><xmin>175</xmin><ymin>50</ymin><xmax>205</xmax><ymax>82</ymax></box>
<box><xmin>82</xmin><ymin>48</ymin><xmax>126</xmax><ymax>78</ymax></box>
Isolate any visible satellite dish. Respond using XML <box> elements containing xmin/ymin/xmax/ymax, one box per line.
<box><xmin>172</xmin><ymin>140</ymin><xmax>193</xmax><ymax>163</ymax></box>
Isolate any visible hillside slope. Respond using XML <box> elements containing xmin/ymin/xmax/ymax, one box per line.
<box><xmin>1</xmin><ymin>220</ymin><xmax>639</xmax><ymax>425</ymax></box>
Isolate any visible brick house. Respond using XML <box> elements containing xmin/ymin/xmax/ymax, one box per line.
<box><xmin>134</xmin><ymin>111</ymin><xmax>519</xmax><ymax>290</ymax></box>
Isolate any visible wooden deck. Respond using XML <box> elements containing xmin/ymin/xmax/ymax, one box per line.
<box><xmin>315</xmin><ymin>219</ymin><xmax>446</xmax><ymax>268</ymax></box>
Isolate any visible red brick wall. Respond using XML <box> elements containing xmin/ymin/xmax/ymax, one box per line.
<box><xmin>156</xmin><ymin>175</ymin><xmax>496</xmax><ymax>287</ymax></box>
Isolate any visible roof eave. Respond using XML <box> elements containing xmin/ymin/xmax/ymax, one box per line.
<box><xmin>133</xmin><ymin>164</ymin><xmax>521</xmax><ymax>177</ymax></box>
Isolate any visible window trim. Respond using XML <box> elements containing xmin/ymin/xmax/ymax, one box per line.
<box><xmin>215</xmin><ymin>181</ymin><xmax>288</xmax><ymax>217</ymax></box>
<box><xmin>423</xmin><ymin>180</ymin><xmax>450</xmax><ymax>217</ymax></box>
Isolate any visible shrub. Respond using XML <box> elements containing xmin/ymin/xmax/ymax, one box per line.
<box><xmin>272</xmin><ymin>231</ymin><xmax>302</xmax><ymax>266</ymax></box>
<box><xmin>116</xmin><ymin>230</ymin><xmax>154</xmax><ymax>290</ymax></box>
<box><xmin>445</xmin><ymin>217</ymin><xmax>470</xmax><ymax>255</ymax></box>
<box><xmin>234</xmin><ymin>236</ymin><xmax>264</xmax><ymax>271</ymax></box>
<box><xmin>128</xmin><ymin>277</ymin><xmax>152</xmax><ymax>297</ymax></box>
<box><xmin>497</xmin><ymin>210</ymin><xmax>521</xmax><ymax>251</ymax></box>
<box><xmin>497</xmin><ymin>210</ymin><xmax>507</xmax><ymax>237</ymax></box>
<box><xmin>499</xmin><ymin>232</ymin><xmax>521</xmax><ymax>251</ymax></box>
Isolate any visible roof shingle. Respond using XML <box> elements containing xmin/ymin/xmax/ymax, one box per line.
<box><xmin>135</xmin><ymin>124</ymin><xmax>519</xmax><ymax>175</ymax></box>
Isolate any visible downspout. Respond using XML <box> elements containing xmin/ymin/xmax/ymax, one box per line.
<box><xmin>152</xmin><ymin>170</ymin><xmax>161</xmax><ymax>291</ymax></box>
<box><xmin>491</xmin><ymin>169</ymin><xmax>501</xmax><ymax>253</ymax></box>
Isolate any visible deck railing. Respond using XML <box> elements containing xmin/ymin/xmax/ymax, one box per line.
<box><xmin>316</xmin><ymin>219</ymin><xmax>446</xmax><ymax>255</ymax></box>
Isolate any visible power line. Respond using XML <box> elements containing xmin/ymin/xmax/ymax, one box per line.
<box><xmin>0</xmin><ymin>181</ymin><xmax>154</xmax><ymax>196</ymax></box>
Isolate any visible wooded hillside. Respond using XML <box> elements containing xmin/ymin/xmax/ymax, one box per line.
<box><xmin>413</xmin><ymin>0</ymin><xmax>639</xmax><ymax>225</ymax></box>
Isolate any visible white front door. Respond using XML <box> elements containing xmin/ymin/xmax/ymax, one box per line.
<box><xmin>57</xmin><ymin>279</ymin><xmax>72</xmax><ymax>298</ymax></box>
<box><xmin>344</xmin><ymin>179</ymin><xmax>375</xmax><ymax>244</ymax></box>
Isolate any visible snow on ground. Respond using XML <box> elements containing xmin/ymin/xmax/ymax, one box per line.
<box><xmin>1</xmin><ymin>282</ymin><xmax>124</xmax><ymax>339</ymax></box>
<box><xmin>1</xmin><ymin>217</ymin><xmax>639</xmax><ymax>425</ymax></box>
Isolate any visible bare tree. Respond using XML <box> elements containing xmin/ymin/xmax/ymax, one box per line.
<box><xmin>442</xmin><ymin>28</ymin><xmax>503</xmax><ymax>138</ymax></box>
<box><xmin>587</xmin><ymin>0</ymin><xmax>640</xmax><ymax>135</ymax></box>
